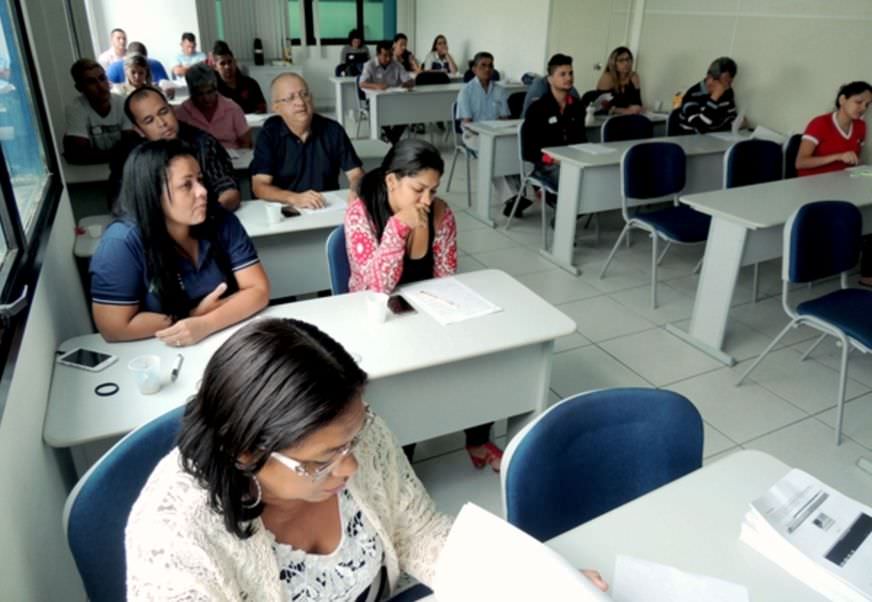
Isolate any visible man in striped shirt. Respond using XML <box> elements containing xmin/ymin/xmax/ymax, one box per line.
<box><xmin>677</xmin><ymin>57</ymin><xmax>738</xmax><ymax>134</ymax></box>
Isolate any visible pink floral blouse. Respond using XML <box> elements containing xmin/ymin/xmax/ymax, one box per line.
<box><xmin>345</xmin><ymin>197</ymin><xmax>457</xmax><ymax>293</ymax></box>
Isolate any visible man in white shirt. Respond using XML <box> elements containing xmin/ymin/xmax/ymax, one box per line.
<box><xmin>359</xmin><ymin>41</ymin><xmax>414</xmax><ymax>144</ymax></box>
<box><xmin>172</xmin><ymin>32</ymin><xmax>207</xmax><ymax>77</ymax></box>
<box><xmin>97</xmin><ymin>28</ymin><xmax>126</xmax><ymax>70</ymax></box>
<box><xmin>63</xmin><ymin>58</ymin><xmax>134</xmax><ymax>164</ymax></box>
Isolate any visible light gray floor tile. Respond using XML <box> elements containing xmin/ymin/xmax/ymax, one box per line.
<box><xmin>550</xmin><ymin>345</ymin><xmax>649</xmax><ymax>399</ymax></box>
<box><xmin>704</xmin><ymin>422</ymin><xmax>739</xmax><ymax>458</ymax></box>
<box><xmin>515</xmin><ymin>269</ymin><xmax>604</xmax><ymax>305</ymax></box>
<box><xmin>557</xmin><ymin>295</ymin><xmax>656</xmax><ymax>343</ymax></box>
<box><xmin>472</xmin><ymin>246</ymin><xmax>556</xmax><ymax>276</ymax></box>
<box><xmin>816</xmin><ymin>392</ymin><xmax>872</xmax><ymax>450</ymax></box>
<box><xmin>457</xmin><ymin>227</ymin><xmax>519</xmax><ymax>254</ymax></box>
<box><xmin>607</xmin><ymin>282</ymin><xmax>695</xmax><ymax>326</ymax></box>
<box><xmin>553</xmin><ymin>331</ymin><xmax>592</xmax><ymax>353</ymax></box>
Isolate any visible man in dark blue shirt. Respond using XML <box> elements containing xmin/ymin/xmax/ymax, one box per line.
<box><xmin>251</xmin><ymin>73</ymin><xmax>363</xmax><ymax>209</ymax></box>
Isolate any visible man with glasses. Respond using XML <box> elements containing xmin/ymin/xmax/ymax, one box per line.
<box><xmin>175</xmin><ymin>62</ymin><xmax>251</xmax><ymax>149</ymax></box>
<box><xmin>251</xmin><ymin>73</ymin><xmax>363</xmax><ymax>209</ymax></box>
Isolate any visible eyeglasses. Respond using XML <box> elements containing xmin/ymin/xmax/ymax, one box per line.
<box><xmin>270</xmin><ymin>405</ymin><xmax>374</xmax><ymax>481</ymax></box>
<box><xmin>274</xmin><ymin>89</ymin><xmax>312</xmax><ymax>104</ymax></box>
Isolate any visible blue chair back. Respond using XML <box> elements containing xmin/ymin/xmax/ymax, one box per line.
<box><xmin>601</xmin><ymin>114</ymin><xmax>654</xmax><ymax>143</ymax></box>
<box><xmin>64</xmin><ymin>405</ymin><xmax>185</xmax><ymax>602</ymax></box>
<box><xmin>508</xmin><ymin>91</ymin><xmax>526</xmax><ymax>119</ymax></box>
<box><xmin>724</xmin><ymin>139</ymin><xmax>783</xmax><ymax>189</ymax></box>
<box><xmin>785</xmin><ymin>201</ymin><xmax>862</xmax><ymax>284</ymax></box>
<box><xmin>415</xmin><ymin>71</ymin><xmax>449</xmax><ymax>86</ymax></box>
<box><xmin>451</xmin><ymin>100</ymin><xmax>463</xmax><ymax>135</ymax></box>
<box><xmin>326</xmin><ymin>225</ymin><xmax>350</xmax><ymax>294</ymax></box>
<box><xmin>622</xmin><ymin>141</ymin><xmax>686</xmax><ymax>201</ymax></box>
<box><xmin>783</xmin><ymin>133</ymin><xmax>803</xmax><ymax>179</ymax></box>
<box><xmin>502</xmin><ymin>388</ymin><xmax>702</xmax><ymax>542</ymax></box>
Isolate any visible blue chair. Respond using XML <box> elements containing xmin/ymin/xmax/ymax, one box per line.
<box><xmin>600</xmin><ymin>142</ymin><xmax>710</xmax><ymax>309</ymax></box>
<box><xmin>445</xmin><ymin>100</ymin><xmax>474</xmax><ymax>207</ymax></box>
<box><xmin>388</xmin><ymin>584</ymin><xmax>433</xmax><ymax>601</ymax></box>
<box><xmin>737</xmin><ymin>201</ymin><xmax>872</xmax><ymax>445</ymax></box>
<box><xmin>600</xmin><ymin>114</ymin><xmax>654</xmax><ymax>143</ymax></box>
<box><xmin>326</xmin><ymin>225</ymin><xmax>350</xmax><ymax>295</ymax></box>
<box><xmin>63</xmin><ymin>405</ymin><xmax>185</xmax><ymax>602</ymax></box>
<box><xmin>501</xmin><ymin>388</ymin><xmax>703</xmax><ymax>542</ymax></box>
<box><xmin>504</xmin><ymin>122</ymin><xmax>559</xmax><ymax>249</ymax></box>
<box><xmin>783</xmin><ymin>133</ymin><xmax>803</xmax><ymax>179</ymax></box>
<box><xmin>507</xmin><ymin>91</ymin><xmax>526</xmax><ymax>119</ymax></box>
<box><xmin>723</xmin><ymin>139</ymin><xmax>784</xmax><ymax>302</ymax></box>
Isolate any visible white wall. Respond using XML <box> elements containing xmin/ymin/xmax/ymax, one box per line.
<box><xmin>415</xmin><ymin>0</ymin><xmax>550</xmax><ymax>81</ymax></box>
<box><xmin>86</xmin><ymin>0</ymin><xmax>200</xmax><ymax>75</ymax></box>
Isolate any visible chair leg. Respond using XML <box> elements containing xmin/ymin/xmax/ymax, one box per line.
<box><xmin>752</xmin><ymin>263</ymin><xmax>760</xmax><ymax>303</ymax></box>
<box><xmin>693</xmin><ymin>257</ymin><xmax>703</xmax><ymax>275</ymax></box>
<box><xmin>541</xmin><ymin>197</ymin><xmax>548</xmax><ymax>250</ymax></box>
<box><xmin>465</xmin><ymin>152</ymin><xmax>472</xmax><ymax>208</ymax></box>
<box><xmin>626</xmin><ymin>229</ymin><xmax>632</xmax><ymax>249</ymax></box>
<box><xmin>651</xmin><ymin>234</ymin><xmax>659</xmax><ymax>310</ymax></box>
<box><xmin>503</xmin><ymin>186</ymin><xmax>527</xmax><ymax>232</ymax></box>
<box><xmin>656</xmin><ymin>241</ymin><xmax>671</xmax><ymax>266</ymax></box>
<box><xmin>600</xmin><ymin>224</ymin><xmax>630</xmax><ymax>279</ymax></box>
<box><xmin>835</xmin><ymin>336</ymin><xmax>850</xmax><ymax>446</ymax></box>
<box><xmin>446</xmin><ymin>148</ymin><xmax>460</xmax><ymax>192</ymax></box>
<box><xmin>736</xmin><ymin>320</ymin><xmax>797</xmax><ymax>385</ymax></box>
<box><xmin>799</xmin><ymin>333</ymin><xmax>828</xmax><ymax>362</ymax></box>
<box><xmin>593</xmin><ymin>213</ymin><xmax>600</xmax><ymax>245</ymax></box>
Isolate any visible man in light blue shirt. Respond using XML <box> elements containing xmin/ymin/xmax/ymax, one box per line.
<box><xmin>173</xmin><ymin>32</ymin><xmax>207</xmax><ymax>78</ymax></box>
<box><xmin>456</xmin><ymin>52</ymin><xmax>525</xmax><ymax>216</ymax></box>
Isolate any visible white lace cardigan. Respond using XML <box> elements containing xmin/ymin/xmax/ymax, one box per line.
<box><xmin>125</xmin><ymin>416</ymin><xmax>453</xmax><ymax>601</ymax></box>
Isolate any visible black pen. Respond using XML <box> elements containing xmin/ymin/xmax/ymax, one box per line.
<box><xmin>170</xmin><ymin>353</ymin><xmax>184</xmax><ymax>382</ymax></box>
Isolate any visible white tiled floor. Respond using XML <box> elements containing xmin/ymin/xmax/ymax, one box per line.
<box><xmin>395</xmin><ymin>147</ymin><xmax>872</xmax><ymax>518</ymax></box>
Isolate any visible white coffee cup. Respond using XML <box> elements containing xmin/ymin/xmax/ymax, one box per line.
<box><xmin>128</xmin><ymin>355</ymin><xmax>162</xmax><ymax>395</ymax></box>
<box><xmin>365</xmin><ymin>292</ymin><xmax>390</xmax><ymax>324</ymax></box>
<box><xmin>265</xmin><ymin>202</ymin><xmax>284</xmax><ymax>224</ymax></box>
<box><xmin>86</xmin><ymin>223</ymin><xmax>103</xmax><ymax>238</ymax></box>
<box><xmin>654</xmin><ymin>100</ymin><xmax>664</xmax><ymax>113</ymax></box>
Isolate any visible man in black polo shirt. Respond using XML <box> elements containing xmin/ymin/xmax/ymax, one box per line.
<box><xmin>251</xmin><ymin>73</ymin><xmax>363</xmax><ymax>209</ymax></box>
<box><xmin>521</xmin><ymin>53</ymin><xmax>587</xmax><ymax>197</ymax></box>
<box><xmin>213</xmin><ymin>41</ymin><xmax>267</xmax><ymax>114</ymax></box>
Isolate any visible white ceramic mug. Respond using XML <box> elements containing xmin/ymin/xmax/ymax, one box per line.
<box><xmin>365</xmin><ymin>292</ymin><xmax>390</xmax><ymax>324</ymax></box>
<box><xmin>128</xmin><ymin>355</ymin><xmax>162</xmax><ymax>395</ymax></box>
<box><xmin>265</xmin><ymin>202</ymin><xmax>284</xmax><ymax>224</ymax></box>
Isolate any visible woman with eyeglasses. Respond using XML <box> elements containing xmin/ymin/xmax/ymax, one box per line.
<box><xmin>125</xmin><ymin>317</ymin><xmax>453</xmax><ymax>601</ymax></box>
<box><xmin>595</xmin><ymin>46</ymin><xmax>643</xmax><ymax>115</ymax></box>
<box><xmin>175</xmin><ymin>62</ymin><xmax>252</xmax><ymax>149</ymax></box>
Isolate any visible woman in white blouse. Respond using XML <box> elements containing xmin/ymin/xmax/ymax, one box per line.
<box><xmin>421</xmin><ymin>35</ymin><xmax>457</xmax><ymax>74</ymax></box>
<box><xmin>125</xmin><ymin>318</ymin><xmax>452</xmax><ymax>601</ymax></box>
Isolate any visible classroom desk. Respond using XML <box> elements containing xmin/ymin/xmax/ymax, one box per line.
<box><xmin>666</xmin><ymin>168</ymin><xmax>872</xmax><ymax>365</ymax></box>
<box><xmin>547</xmin><ymin>450</ymin><xmax>826</xmax><ymax>601</ymax></box>
<box><xmin>44</xmin><ymin>269</ymin><xmax>575</xmax><ymax>475</ymax></box>
<box><xmin>542</xmin><ymin>132</ymin><xmax>744</xmax><ymax>274</ymax></box>
<box><xmin>365</xmin><ymin>81</ymin><xmax>526</xmax><ymax>141</ymax></box>
<box><xmin>235</xmin><ymin>192</ymin><xmax>347</xmax><ymax>298</ymax></box>
<box><xmin>463</xmin><ymin>113</ymin><xmax>672</xmax><ymax>227</ymax></box>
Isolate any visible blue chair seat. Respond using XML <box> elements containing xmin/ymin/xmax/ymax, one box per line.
<box><xmin>797</xmin><ymin>288</ymin><xmax>872</xmax><ymax>347</ymax></box>
<box><xmin>634</xmin><ymin>206</ymin><xmax>711</xmax><ymax>243</ymax></box>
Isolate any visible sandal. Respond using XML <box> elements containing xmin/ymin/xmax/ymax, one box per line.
<box><xmin>465</xmin><ymin>442</ymin><xmax>503</xmax><ymax>473</ymax></box>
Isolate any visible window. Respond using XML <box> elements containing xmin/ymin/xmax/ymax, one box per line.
<box><xmin>304</xmin><ymin>0</ymin><xmax>395</xmax><ymax>45</ymax></box>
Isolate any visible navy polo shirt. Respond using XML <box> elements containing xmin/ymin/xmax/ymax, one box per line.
<box><xmin>249</xmin><ymin>113</ymin><xmax>362</xmax><ymax>193</ymax></box>
<box><xmin>90</xmin><ymin>209</ymin><xmax>259</xmax><ymax>313</ymax></box>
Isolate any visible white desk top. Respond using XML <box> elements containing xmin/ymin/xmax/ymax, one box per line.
<box><xmin>544</xmin><ymin>133</ymin><xmax>743</xmax><ymax>169</ymax></box>
<box><xmin>44</xmin><ymin>269</ymin><xmax>575</xmax><ymax>447</ymax></box>
<box><xmin>365</xmin><ymin>80</ymin><xmax>524</xmax><ymax>98</ymax></box>
<box><xmin>464</xmin><ymin>119</ymin><xmax>521</xmax><ymax>136</ymax></box>
<box><xmin>548</xmin><ymin>450</ymin><xmax>827</xmax><ymax>601</ymax></box>
<box><xmin>235</xmin><ymin>192</ymin><xmax>347</xmax><ymax>237</ymax></box>
<box><xmin>681</xmin><ymin>168</ymin><xmax>872</xmax><ymax>230</ymax></box>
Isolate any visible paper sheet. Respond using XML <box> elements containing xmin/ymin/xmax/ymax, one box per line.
<box><xmin>298</xmin><ymin>192</ymin><xmax>348</xmax><ymax>214</ymax></box>
<box><xmin>569</xmin><ymin>143</ymin><xmax>618</xmax><ymax>155</ymax></box>
<box><xmin>477</xmin><ymin>120</ymin><xmax>519</xmax><ymax>130</ymax></box>
<box><xmin>398</xmin><ymin>277</ymin><xmax>501</xmax><ymax>325</ymax></box>
<box><xmin>434</xmin><ymin>504</ymin><xmax>611</xmax><ymax>601</ymax></box>
<box><xmin>708</xmin><ymin>132</ymin><xmax>745</xmax><ymax>142</ymax></box>
<box><xmin>612</xmin><ymin>556</ymin><xmax>749</xmax><ymax>602</ymax></box>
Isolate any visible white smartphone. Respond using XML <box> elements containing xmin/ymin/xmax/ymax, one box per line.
<box><xmin>57</xmin><ymin>348</ymin><xmax>118</xmax><ymax>372</ymax></box>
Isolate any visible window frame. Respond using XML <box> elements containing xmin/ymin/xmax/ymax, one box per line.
<box><xmin>302</xmin><ymin>0</ymin><xmax>384</xmax><ymax>46</ymax></box>
<box><xmin>0</xmin><ymin>0</ymin><xmax>64</xmax><ymax>425</ymax></box>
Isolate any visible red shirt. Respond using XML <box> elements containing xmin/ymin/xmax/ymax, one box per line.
<box><xmin>798</xmin><ymin>112</ymin><xmax>866</xmax><ymax>177</ymax></box>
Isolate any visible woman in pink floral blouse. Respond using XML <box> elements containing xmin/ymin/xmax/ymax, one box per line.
<box><xmin>344</xmin><ymin>139</ymin><xmax>503</xmax><ymax>472</ymax></box>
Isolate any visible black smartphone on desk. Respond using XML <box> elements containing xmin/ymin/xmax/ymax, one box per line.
<box><xmin>388</xmin><ymin>294</ymin><xmax>416</xmax><ymax>315</ymax></box>
<box><xmin>281</xmin><ymin>205</ymin><xmax>300</xmax><ymax>218</ymax></box>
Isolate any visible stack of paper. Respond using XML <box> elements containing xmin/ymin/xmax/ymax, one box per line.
<box><xmin>398</xmin><ymin>277</ymin><xmax>501</xmax><ymax>325</ymax></box>
<box><xmin>740</xmin><ymin>469</ymin><xmax>872</xmax><ymax>601</ymax></box>
<box><xmin>298</xmin><ymin>192</ymin><xmax>348</xmax><ymax>214</ymax></box>
<box><xmin>569</xmin><ymin>143</ymin><xmax>618</xmax><ymax>155</ymax></box>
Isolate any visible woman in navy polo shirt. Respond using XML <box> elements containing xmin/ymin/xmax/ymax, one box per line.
<box><xmin>90</xmin><ymin>139</ymin><xmax>269</xmax><ymax>346</ymax></box>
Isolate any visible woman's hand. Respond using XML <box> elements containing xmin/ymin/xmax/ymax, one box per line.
<box><xmin>189</xmin><ymin>282</ymin><xmax>227</xmax><ymax>317</ymax></box>
<box><xmin>840</xmin><ymin>151</ymin><xmax>860</xmax><ymax>165</ymax></box>
<box><xmin>581</xmin><ymin>569</ymin><xmax>609</xmax><ymax>592</ymax></box>
<box><xmin>396</xmin><ymin>203</ymin><xmax>429</xmax><ymax>229</ymax></box>
<box><xmin>155</xmin><ymin>316</ymin><xmax>213</xmax><ymax>347</ymax></box>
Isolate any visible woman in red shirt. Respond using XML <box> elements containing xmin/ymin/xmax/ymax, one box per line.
<box><xmin>796</xmin><ymin>81</ymin><xmax>872</xmax><ymax>177</ymax></box>
<box><xmin>344</xmin><ymin>139</ymin><xmax>503</xmax><ymax>472</ymax></box>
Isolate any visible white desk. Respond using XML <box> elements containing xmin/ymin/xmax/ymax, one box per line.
<box><xmin>330</xmin><ymin>75</ymin><xmax>360</xmax><ymax>131</ymax></box>
<box><xmin>365</xmin><ymin>81</ymin><xmax>526</xmax><ymax>141</ymax></box>
<box><xmin>547</xmin><ymin>450</ymin><xmax>826</xmax><ymax>601</ymax></box>
<box><xmin>543</xmin><ymin>133</ymin><xmax>744</xmax><ymax>274</ymax></box>
<box><xmin>235</xmin><ymin>192</ymin><xmax>347</xmax><ymax>298</ymax></box>
<box><xmin>463</xmin><ymin>113</ymin><xmax>672</xmax><ymax>227</ymax></box>
<box><xmin>44</xmin><ymin>270</ymin><xmax>574</xmax><ymax>474</ymax></box>
<box><xmin>667</xmin><ymin>169</ymin><xmax>872</xmax><ymax>365</ymax></box>
<box><xmin>61</xmin><ymin>159</ymin><xmax>109</xmax><ymax>185</ymax></box>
